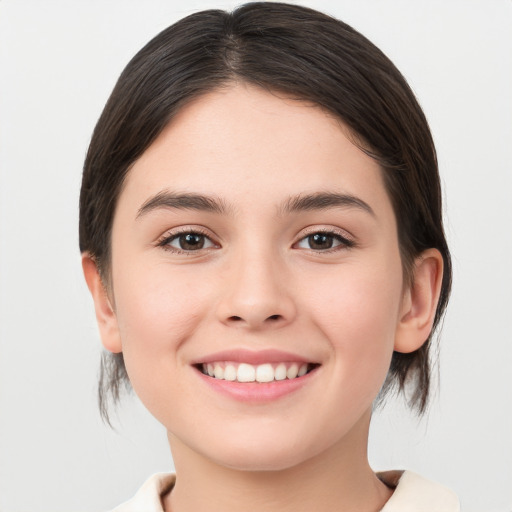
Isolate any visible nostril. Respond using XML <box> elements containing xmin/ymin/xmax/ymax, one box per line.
<box><xmin>225</xmin><ymin>314</ymin><xmax>284</xmax><ymax>325</ymax></box>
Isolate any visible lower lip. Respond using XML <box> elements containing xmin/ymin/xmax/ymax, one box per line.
<box><xmin>195</xmin><ymin>368</ymin><xmax>318</xmax><ymax>403</ymax></box>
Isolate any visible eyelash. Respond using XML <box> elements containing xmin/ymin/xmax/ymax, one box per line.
<box><xmin>156</xmin><ymin>227</ymin><xmax>217</xmax><ymax>254</ymax></box>
<box><xmin>156</xmin><ymin>227</ymin><xmax>355</xmax><ymax>254</ymax></box>
<box><xmin>294</xmin><ymin>228</ymin><xmax>356</xmax><ymax>253</ymax></box>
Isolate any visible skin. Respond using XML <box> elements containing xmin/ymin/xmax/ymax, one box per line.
<box><xmin>84</xmin><ymin>83</ymin><xmax>443</xmax><ymax>511</ymax></box>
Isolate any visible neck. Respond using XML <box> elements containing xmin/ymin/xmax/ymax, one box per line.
<box><xmin>164</xmin><ymin>409</ymin><xmax>392</xmax><ymax>512</ymax></box>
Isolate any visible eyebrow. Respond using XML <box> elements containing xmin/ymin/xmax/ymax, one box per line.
<box><xmin>136</xmin><ymin>190</ymin><xmax>374</xmax><ymax>219</ymax></box>
<box><xmin>137</xmin><ymin>191</ymin><xmax>229</xmax><ymax>218</ymax></box>
<box><xmin>281</xmin><ymin>192</ymin><xmax>375</xmax><ymax>217</ymax></box>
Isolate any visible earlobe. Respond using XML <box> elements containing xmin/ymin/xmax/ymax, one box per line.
<box><xmin>82</xmin><ymin>254</ymin><xmax>123</xmax><ymax>354</ymax></box>
<box><xmin>394</xmin><ymin>249</ymin><xmax>444</xmax><ymax>354</ymax></box>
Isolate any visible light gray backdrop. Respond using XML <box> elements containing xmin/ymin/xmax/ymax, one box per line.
<box><xmin>0</xmin><ymin>1</ymin><xmax>511</xmax><ymax>511</ymax></box>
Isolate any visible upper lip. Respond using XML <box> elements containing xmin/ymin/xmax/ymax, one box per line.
<box><xmin>191</xmin><ymin>349</ymin><xmax>316</xmax><ymax>366</ymax></box>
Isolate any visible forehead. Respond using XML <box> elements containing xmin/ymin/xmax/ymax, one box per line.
<box><xmin>117</xmin><ymin>83</ymin><xmax>392</xmax><ymax>221</ymax></box>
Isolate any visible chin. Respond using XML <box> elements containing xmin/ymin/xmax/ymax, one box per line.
<box><xmin>215</xmin><ymin>451</ymin><xmax>308</xmax><ymax>473</ymax></box>
<box><xmin>202</xmin><ymin>435</ymin><xmax>321</xmax><ymax>473</ymax></box>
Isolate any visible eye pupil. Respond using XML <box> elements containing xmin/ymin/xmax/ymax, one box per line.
<box><xmin>309</xmin><ymin>233</ymin><xmax>333</xmax><ymax>249</ymax></box>
<box><xmin>180</xmin><ymin>233</ymin><xmax>204</xmax><ymax>250</ymax></box>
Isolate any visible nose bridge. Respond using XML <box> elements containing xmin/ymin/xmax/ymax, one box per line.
<box><xmin>217</xmin><ymin>239</ymin><xmax>295</xmax><ymax>329</ymax></box>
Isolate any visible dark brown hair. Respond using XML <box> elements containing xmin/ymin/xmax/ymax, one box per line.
<box><xmin>79</xmin><ymin>2</ymin><xmax>452</xmax><ymax>422</ymax></box>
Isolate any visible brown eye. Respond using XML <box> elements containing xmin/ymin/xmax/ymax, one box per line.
<box><xmin>163</xmin><ymin>232</ymin><xmax>215</xmax><ymax>251</ymax></box>
<box><xmin>178</xmin><ymin>233</ymin><xmax>205</xmax><ymax>250</ymax></box>
<box><xmin>295</xmin><ymin>231</ymin><xmax>353</xmax><ymax>251</ymax></box>
<box><xmin>307</xmin><ymin>233</ymin><xmax>334</xmax><ymax>250</ymax></box>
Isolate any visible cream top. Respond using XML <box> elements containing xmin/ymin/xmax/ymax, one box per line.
<box><xmin>110</xmin><ymin>470</ymin><xmax>460</xmax><ymax>512</ymax></box>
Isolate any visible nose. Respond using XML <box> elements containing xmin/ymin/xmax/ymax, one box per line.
<box><xmin>215</xmin><ymin>248</ymin><xmax>297</xmax><ymax>330</ymax></box>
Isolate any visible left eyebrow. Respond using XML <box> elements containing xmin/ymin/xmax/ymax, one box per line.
<box><xmin>136</xmin><ymin>191</ymin><xmax>229</xmax><ymax>218</ymax></box>
<box><xmin>280</xmin><ymin>192</ymin><xmax>375</xmax><ymax>217</ymax></box>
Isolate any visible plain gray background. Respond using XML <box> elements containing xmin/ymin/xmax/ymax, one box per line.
<box><xmin>0</xmin><ymin>1</ymin><xmax>511</xmax><ymax>511</ymax></box>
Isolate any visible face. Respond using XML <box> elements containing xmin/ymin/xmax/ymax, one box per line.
<box><xmin>107</xmin><ymin>84</ymin><xmax>409</xmax><ymax>471</ymax></box>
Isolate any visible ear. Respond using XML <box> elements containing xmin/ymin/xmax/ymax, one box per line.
<box><xmin>82</xmin><ymin>253</ymin><xmax>123</xmax><ymax>354</ymax></box>
<box><xmin>394</xmin><ymin>248</ymin><xmax>444</xmax><ymax>353</ymax></box>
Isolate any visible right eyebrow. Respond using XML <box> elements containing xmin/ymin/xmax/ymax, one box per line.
<box><xmin>136</xmin><ymin>191</ymin><xmax>229</xmax><ymax>219</ymax></box>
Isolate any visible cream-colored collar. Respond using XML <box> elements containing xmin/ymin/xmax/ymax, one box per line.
<box><xmin>110</xmin><ymin>470</ymin><xmax>459</xmax><ymax>512</ymax></box>
<box><xmin>378</xmin><ymin>470</ymin><xmax>460</xmax><ymax>512</ymax></box>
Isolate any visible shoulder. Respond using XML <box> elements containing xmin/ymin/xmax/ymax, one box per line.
<box><xmin>108</xmin><ymin>473</ymin><xmax>175</xmax><ymax>512</ymax></box>
<box><xmin>378</xmin><ymin>470</ymin><xmax>460</xmax><ymax>512</ymax></box>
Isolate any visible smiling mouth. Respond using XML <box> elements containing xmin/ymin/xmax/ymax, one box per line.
<box><xmin>197</xmin><ymin>362</ymin><xmax>319</xmax><ymax>383</ymax></box>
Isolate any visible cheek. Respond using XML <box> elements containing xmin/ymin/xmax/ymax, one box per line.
<box><xmin>111</xmin><ymin>262</ymin><xmax>211</xmax><ymax>395</ymax></box>
<box><xmin>116</xmin><ymin>267</ymin><xmax>198</xmax><ymax>340</ymax></box>
<box><xmin>305</xmin><ymin>263</ymin><xmax>403</xmax><ymax>390</ymax></box>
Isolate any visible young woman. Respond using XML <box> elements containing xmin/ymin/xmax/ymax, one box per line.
<box><xmin>80</xmin><ymin>3</ymin><xmax>458</xmax><ymax>510</ymax></box>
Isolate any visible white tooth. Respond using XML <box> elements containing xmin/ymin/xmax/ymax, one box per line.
<box><xmin>256</xmin><ymin>364</ymin><xmax>274</xmax><ymax>383</ymax></box>
<box><xmin>237</xmin><ymin>363</ymin><xmax>256</xmax><ymax>382</ymax></box>
<box><xmin>274</xmin><ymin>363</ymin><xmax>287</xmax><ymax>381</ymax></box>
<box><xmin>287</xmin><ymin>363</ymin><xmax>299</xmax><ymax>379</ymax></box>
<box><xmin>298</xmin><ymin>364</ymin><xmax>308</xmax><ymax>377</ymax></box>
<box><xmin>224</xmin><ymin>364</ymin><xmax>237</xmax><ymax>381</ymax></box>
<box><xmin>213</xmin><ymin>364</ymin><xmax>224</xmax><ymax>379</ymax></box>
<box><xmin>207</xmin><ymin>363</ymin><xmax>215</xmax><ymax>377</ymax></box>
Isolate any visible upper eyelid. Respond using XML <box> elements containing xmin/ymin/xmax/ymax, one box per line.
<box><xmin>295</xmin><ymin>225</ymin><xmax>354</xmax><ymax>241</ymax></box>
<box><xmin>157</xmin><ymin>225</ymin><xmax>214</xmax><ymax>240</ymax></box>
